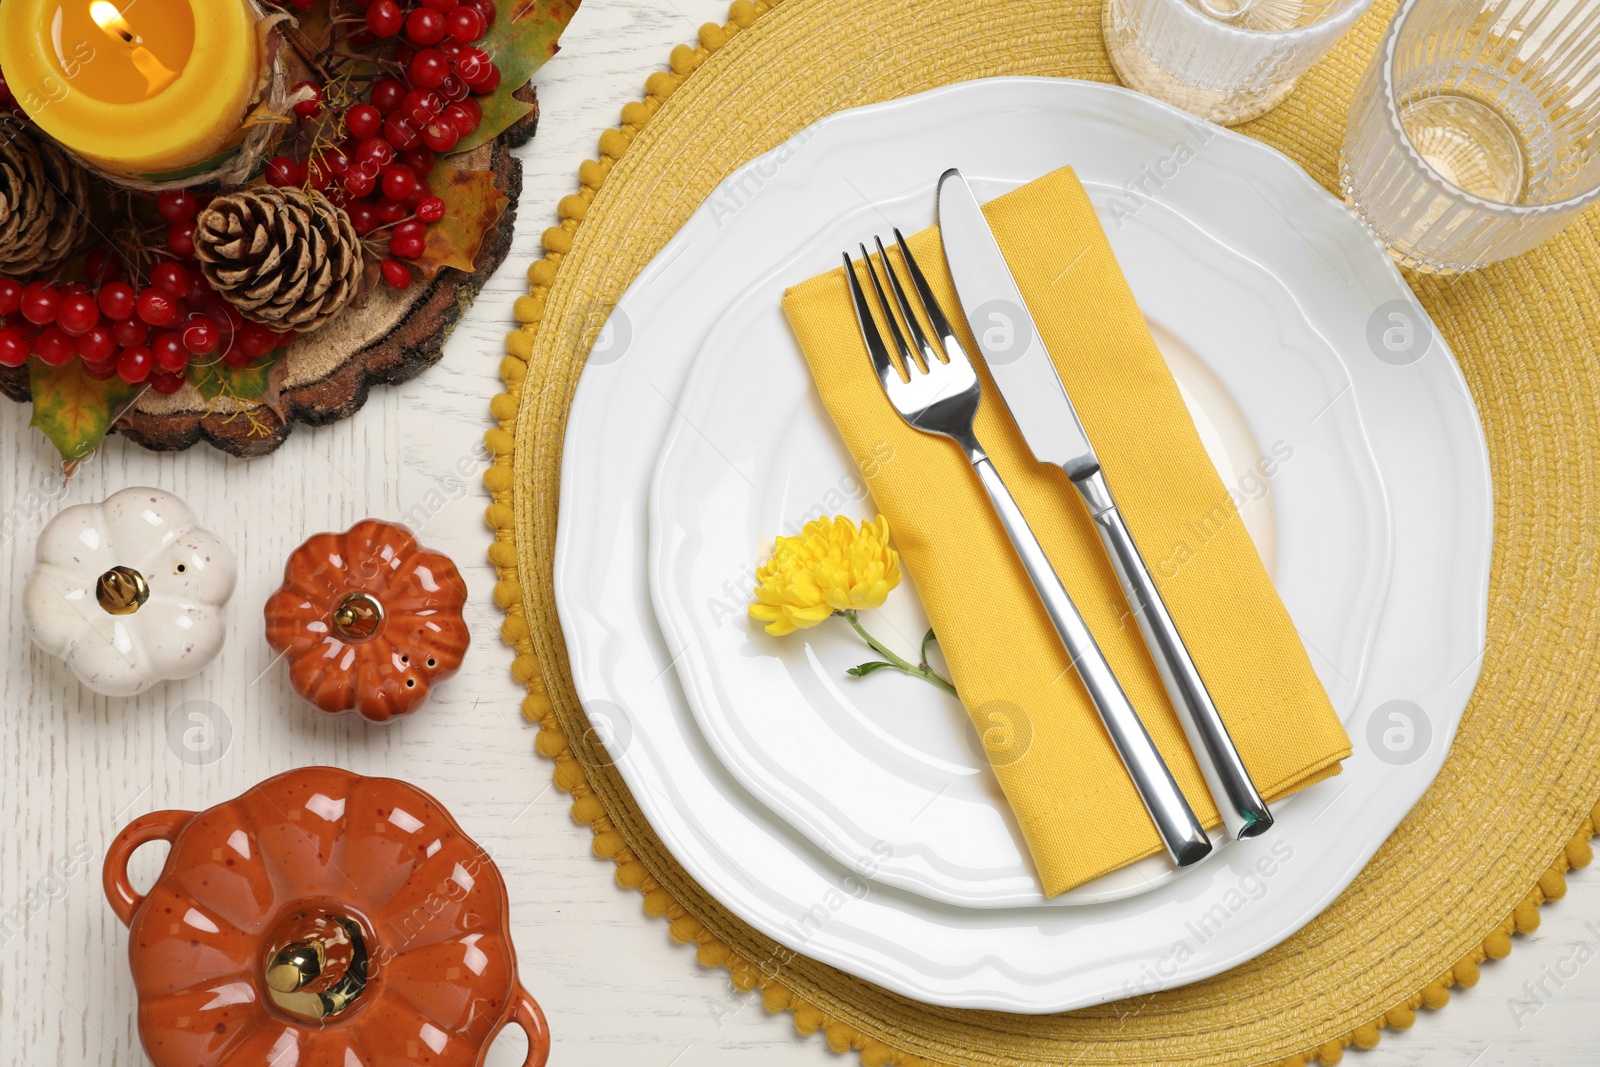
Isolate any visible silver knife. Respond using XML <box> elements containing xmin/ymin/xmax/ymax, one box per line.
<box><xmin>936</xmin><ymin>168</ymin><xmax>1273</xmax><ymax>841</ymax></box>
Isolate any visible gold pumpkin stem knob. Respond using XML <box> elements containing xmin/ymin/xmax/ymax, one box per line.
<box><xmin>331</xmin><ymin>592</ymin><xmax>384</xmax><ymax>642</ymax></box>
<box><xmin>266</xmin><ymin>941</ymin><xmax>326</xmax><ymax>993</ymax></box>
<box><xmin>263</xmin><ymin>914</ymin><xmax>371</xmax><ymax>1021</ymax></box>
<box><xmin>96</xmin><ymin>566</ymin><xmax>150</xmax><ymax>616</ymax></box>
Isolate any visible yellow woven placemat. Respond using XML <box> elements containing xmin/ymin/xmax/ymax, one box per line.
<box><xmin>484</xmin><ymin>1</ymin><xmax>1600</xmax><ymax>1063</ymax></box>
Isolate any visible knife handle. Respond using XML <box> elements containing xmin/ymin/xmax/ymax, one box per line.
<box><xmin>1074</xmin><ymin>468</ymin><xmax>1273</xmax><ymax>841</ymax></box>
<box><xmin>969</xmin><ymin>452</ymin><xmax>1213</xmax><ymax>867</ymax></box>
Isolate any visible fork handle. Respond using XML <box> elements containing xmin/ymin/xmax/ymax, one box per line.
<box><xmin>1075</xmin><ymin>469</ymin><xmax>1273</xmax><ymax>841</ymax></box>
<box><xmin>970</xmin><ymin>454</ymin><xmax>1213</xmax><ymax>867</ymax></box>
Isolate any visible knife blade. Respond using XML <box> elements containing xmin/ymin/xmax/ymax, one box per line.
<box><xmin>935</xmin><ymin>170</ymin><xmax>1101</xmax><ymax>480</ymax></box>
<box><xmin>935</xmin><ymin>167</ymin><xmax>1274</xmax><ymax>841</ymax></box>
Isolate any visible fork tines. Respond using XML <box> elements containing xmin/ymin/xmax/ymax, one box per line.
<box><xmin>843</xmin><ymin>229</ymin><xmax>983</xmax><ymax>441</ymax></box>
<box><xmin>844</xmin><ymin>230</ymin><xmax>968</xmax><ymax>384</ymax></box>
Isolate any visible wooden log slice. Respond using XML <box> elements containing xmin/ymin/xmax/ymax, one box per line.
<box><xmin>0</xmin><ymin>88</ymin><xmax>536</xmax><ymax>458</ymax></box>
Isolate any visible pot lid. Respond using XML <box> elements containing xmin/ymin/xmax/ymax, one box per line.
<box><xmin>116</xmin><ymin>767</ymin><xmax>525</xmax><ymax>1066</ymax></box>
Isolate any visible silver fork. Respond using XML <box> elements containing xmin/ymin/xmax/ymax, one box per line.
<box><xmin>844</xmin><ymin>233</ymin><xmax>1213</xmax><ymax>867</ymax></box>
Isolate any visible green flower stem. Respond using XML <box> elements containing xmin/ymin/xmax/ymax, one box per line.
<box><xmin>841</xmin><ymin>610</ymin><xmax>957</xmax><ymax>697</ymax></box>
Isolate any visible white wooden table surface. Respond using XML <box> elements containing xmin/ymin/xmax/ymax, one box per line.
<box><xmin>1</xmin><ymin>3</ymin><xmax>1595</xmax><ymax>1063</ymax></box>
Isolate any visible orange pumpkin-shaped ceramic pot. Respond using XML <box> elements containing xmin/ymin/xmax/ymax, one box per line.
<box><xmin>265</xmin><ymin>519</ymin><xmax>469</xmax><ymax>722</ymax></box>
<box><xmin>104</xmin><ymin>767</ymin><xmax>549</xmax><ymax>1067</ymax></box>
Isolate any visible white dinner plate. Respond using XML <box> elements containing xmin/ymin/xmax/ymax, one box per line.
<box><xmin>554</xmin><ymin>78</ymin><xmax>1493</xmax><ymax>1012</ymax></box>
<box><xmin>647</xmin><ymin>175</ymin><xmax>1392</xmax><ymax>907</ymax></box>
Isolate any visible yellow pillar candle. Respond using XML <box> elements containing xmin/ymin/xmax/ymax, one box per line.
<box><xmin>0</xmin><ymin>0</ymin><xmax>261</xmax><ymax>179</ymax></box>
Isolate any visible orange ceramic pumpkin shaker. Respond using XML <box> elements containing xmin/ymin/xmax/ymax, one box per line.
<box><xmin>266</xmin><ymin>519</ymin><xmax>469</xmax><ymax>722</ymax></box>
<box><xmin>103</xmin><ymin>767</ymin><xmax>551</xmax><ymax>1067</ymax></box>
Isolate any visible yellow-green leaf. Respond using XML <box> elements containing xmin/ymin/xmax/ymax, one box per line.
<box><xmin>189</xmin><ymin>355</ymin><xmax>283</xmax><ymax>407</ymax></box>
<box><xmin>416</xmin><ymin>166</ymin><xmax>510</xmax><ymax>280</ymax></box>
<box><xmin>28</xmin><ymin>362</ymin><xmax>138</xmax><ymax>462</ymax></box>
<box><xmin>453</xmin><ymin>0</ymin><xmax>582</xmax><ymax>153</ymax></box>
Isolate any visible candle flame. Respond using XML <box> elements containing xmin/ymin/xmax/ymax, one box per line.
<box><xmin>89</xmin><ymin>1</ymin><xmax>135</xmax><ymax>43</ymax></box>
<box><xmin>89</xmin><ymin>1</ymin><xmax>179</xmax><ymax>95</ymax></box>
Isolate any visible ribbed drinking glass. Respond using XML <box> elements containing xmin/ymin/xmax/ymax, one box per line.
<box><xmin>1341</xmin><ymin>0</ymin><xmax>1600</xmax><ymax>274</ymax></box>
<box><xmin>1103</xmin><ymin>0</ymin><xmax>1376</xmax><ymax>125</ymax></box>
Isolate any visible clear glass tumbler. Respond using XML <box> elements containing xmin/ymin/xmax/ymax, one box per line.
<box><xmin>1103</xmin><ymin>0</ymin><xmax>1376</xmax><ymax>125</ymax></box>
<box><xmin>1341</xmin><ymin>0</ymin><xmax>1600</xmax><ymax>274</ymax></box>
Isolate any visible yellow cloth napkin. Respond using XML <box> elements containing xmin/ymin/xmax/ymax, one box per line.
<box><xmin>781</xmin><ymin>167</ymin><xmax>1351</xmax><ymax>897</ymax></box>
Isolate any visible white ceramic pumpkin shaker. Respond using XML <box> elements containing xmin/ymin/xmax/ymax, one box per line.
<box><xmin>24</xmin><ymin>487</ymin><xmax>236</xmax><ymax>696</ymax></box>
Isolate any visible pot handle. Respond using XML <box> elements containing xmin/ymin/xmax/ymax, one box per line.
<box><xmin>103</xmin><ymin>810</ymin><xmax>195</xmax><ymax>926</ymax></box>
<box><xmin>508</xmin><ymin>984</ymin><xmax>551</xmax><ymax>1067</ymax></box>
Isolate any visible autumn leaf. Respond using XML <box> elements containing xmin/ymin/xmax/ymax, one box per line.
<box><xmin>454</xmin><ymin>0</ymin><xmax>582</xmax><ymax>153</ymax></box>
<box><xmin>289</xmin><ymin>1</ymin><xmax>334</xmax><ymax>44</ymax></box>
<box><xmin>415</xmin><ymin>167</ymin><xmax>509</xmax><ymax>280</ymax></box>
<box><xmin>29</xmin><ymin>361</ymin><xmax>139</xmax><ymax>462</ymax></box>
<box><xmin>189</xmin><ymin>355</ymin><xmax>285</xmax><ymax>414</ymax></box>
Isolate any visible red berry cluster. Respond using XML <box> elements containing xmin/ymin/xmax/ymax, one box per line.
<box><xmin>0</xmin><ymin>191</ymin><xmax>294</xmax><ymax>388</ymax></box>
<box><xmin>263</xmin><ymin>0</ymin><xmax>499</xmax><ymax>291</ymax></box>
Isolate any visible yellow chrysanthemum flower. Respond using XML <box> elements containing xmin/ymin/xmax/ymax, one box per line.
<box><xmin>749</xmin><ymin>515</ymin><xmax>902</xmax><ymax>636</ymax></box>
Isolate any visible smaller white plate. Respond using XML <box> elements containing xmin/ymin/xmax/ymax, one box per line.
<box><xmin>648</xmin><ymin>178</ymin><xmax>1393</xmax><ymax>907</ymax></box>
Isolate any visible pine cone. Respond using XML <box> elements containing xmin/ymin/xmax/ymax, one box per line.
<box><xmin>195</xmin><ymin>186</ymin><xmax>363</xmax><ymax>334</ymax></box>
<box><xmin>0</xmin><ymin>125</ymin><xmax>92</xmax><ymax>277</ymax></box>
